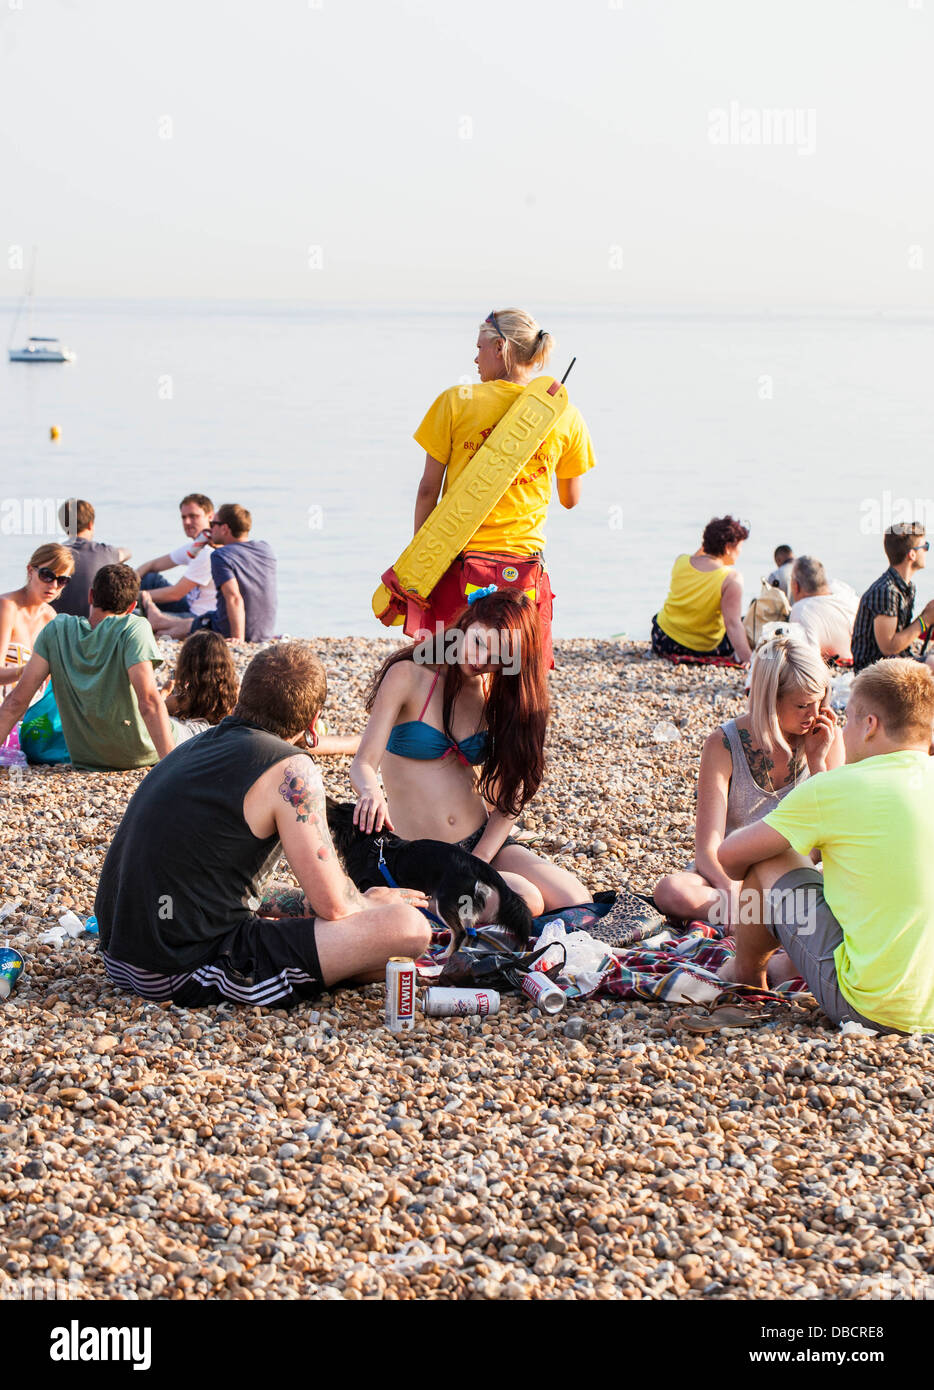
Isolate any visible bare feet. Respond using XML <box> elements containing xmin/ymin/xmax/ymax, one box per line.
<box><xmin>766</xmin><ymin>949</ymin><xmax>799</xmax><ymax>987</ymax></box>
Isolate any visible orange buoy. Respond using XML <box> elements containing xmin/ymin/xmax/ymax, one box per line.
<box><xmin>50</xmin><ymin>425</ymin><xmax>61</xmax><ymax>441</ymax></box>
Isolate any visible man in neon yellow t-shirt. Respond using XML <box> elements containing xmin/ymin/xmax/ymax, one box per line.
<box><xmin>716</xmin><ymin>658</ymin><xmax>934</xmax><ymax>1034</ymax></box>
<box><xmin>411</xmin><ymin>309</ymin><xmax>596</xmax><ymax>669</ymax></box>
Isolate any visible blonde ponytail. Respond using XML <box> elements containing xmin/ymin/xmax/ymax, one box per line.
<box><xmin>479</xmin><ymin>307</ymin><xmax>555</xmax><ymax>376</ymax></box>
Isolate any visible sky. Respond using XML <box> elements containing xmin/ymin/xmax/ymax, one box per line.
<box><xmin>1</xmin><ymin>0</ymin><xmax>932</xmax><ymax>308</ymax></box>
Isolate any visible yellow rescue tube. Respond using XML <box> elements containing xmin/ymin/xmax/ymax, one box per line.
<box><xmin>373</xmin><ymin>374</ymin><xmax>568</xmax><ymax>623</ymax></box>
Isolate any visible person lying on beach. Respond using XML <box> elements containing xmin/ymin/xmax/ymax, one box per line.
<box><xmin>161</xmin><ymin>629</ymin><xmax>360</xmax><ymax>756</ymax></box>
<box><xmin>651</xmin><ymin>515</ymin><xmax>753</xmax><ymax>665</ymax></box>
<box><xmin>52</xmin><ymin>499</ymin><xmax>131</xmax><ymax>620</ymax></box>
<box><xmin>94</xmin><ymin>643</ymin><xmax>429</xmax><ymax>1008</ymax></box>
<box><xmin>653</xmin><ymin>632</ymin><xmax>843</xmax><ymax>926</ymax></box>
<box><xmin>716</xmin><ymin>659</ymin><xmax>934</xmax><ymax>1035</ymax></box>
<box><xmin>136</xmin><ymin>493</ymin><xmax>217</xmax><ymax>619</ymax></box>
<box><xmin>0</xmin><ymin>544</ymin><xmax>75</xmax><ymax>692</ymax></box>
<box><xmin>350</xmin><ymin>586</ymin><xmax>590</xmax><ymax>917</ymax></box>
<box><xmin>0</xmin><ymin>564</ymin><xmax>176</xmax><ymax>769</ymax></box>
<box><xmin>851</xmin><ymin>521</ymin><xmax>934</xmax><ymax>674</ymax></box>
<box><xmin>407</xmin><ymin>308</ymin><xmax>596</xmax><ymax>670</ymax></box>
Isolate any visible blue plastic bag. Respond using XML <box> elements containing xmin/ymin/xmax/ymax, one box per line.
<box><xmin>19</xmin><ymin>684</ymin><xmax>71</xmax><ymax>765</ymax></box>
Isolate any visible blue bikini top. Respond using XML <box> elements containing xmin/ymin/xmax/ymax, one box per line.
<box><xmin>385</xmin><ymin>670</ymin><xmax>489</xmax><ymax>766</ymax></box>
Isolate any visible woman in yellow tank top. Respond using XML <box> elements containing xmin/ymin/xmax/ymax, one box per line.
<box><xmin>653</xmin><ymin>516</ymin><xmax>753</xmax><ymax>664</ymax></box>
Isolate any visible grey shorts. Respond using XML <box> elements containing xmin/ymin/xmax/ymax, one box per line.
<box><xmin>766</xmin><ymin>868</ymin><xmax>903</xmax><ymax>1034</ymax></box>
<box><xmin>458</xmin><ymin>825</ymin><xmax>519</xmax><ymax>855</ymax></box>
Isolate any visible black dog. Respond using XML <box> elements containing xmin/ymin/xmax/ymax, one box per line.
<box><xmin>325</xmin><ymin>799</ymin><xmax>533</xmax><ymax>946</ymax></box>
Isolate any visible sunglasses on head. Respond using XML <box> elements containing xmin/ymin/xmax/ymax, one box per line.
<box><xmin>37</xmin><ymin>567</ymin><xmax>70</xmax><ymax>587</ymax></box>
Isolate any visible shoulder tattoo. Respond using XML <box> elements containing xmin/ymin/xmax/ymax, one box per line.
<box><xmin>737</xmin><ymin>727</ymin><xmax>776</xmax><ymax>789</ymax></box>
<box><xmin>278</xmin><ymin>764</ymin><xmax>335</xmax><ymax>859</ymax></box>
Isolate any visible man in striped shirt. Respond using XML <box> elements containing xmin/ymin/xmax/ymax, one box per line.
<box><xmin>851</xmin><ymin>523</ymin><xmax>934</xmax><ymax>673</ymax></box>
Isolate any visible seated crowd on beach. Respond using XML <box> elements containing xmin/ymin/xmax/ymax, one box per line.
<box><xmin>1</xmin><ymin>308</ymin><xmax>933</xmax><ymax>1041</ymax></box>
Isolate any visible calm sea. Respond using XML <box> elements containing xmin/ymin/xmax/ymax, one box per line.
<box><xmin>3</xmin><ymin>300</ymin><xmax>933</xmax><ymax>640</ymax></box>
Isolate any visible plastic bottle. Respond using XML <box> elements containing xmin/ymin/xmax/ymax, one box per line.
<box><xmin>829</xmin><ymin>671</ymin><xmax>854</xmax><ymax>714</ymax></box>
<box><xmin>0</xmin><ymin>724</ymin><xmax>27</xmax><ymax>768</ymax></box>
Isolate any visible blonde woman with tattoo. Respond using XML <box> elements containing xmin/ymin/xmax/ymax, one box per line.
<box><xmin>94</xmin><ymin>643</ymin><xmax>428</xmax><ymax>1008</ymax></box>
<box><xmin>653</xmin><ymin>632</ymin><xmax>844</xmax><ymax>926</ymax></box>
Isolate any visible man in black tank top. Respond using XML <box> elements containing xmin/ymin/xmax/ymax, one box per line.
<box><xmin>94</xmin><ymin>644</ymin><xmax>431</xmax><ymax>1008</ymax></box>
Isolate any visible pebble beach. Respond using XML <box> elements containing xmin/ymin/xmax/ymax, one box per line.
<box><xmin>1</xmin><ymin>637</ymin><xmax>932</xmax><ymax>1302</ymax></box>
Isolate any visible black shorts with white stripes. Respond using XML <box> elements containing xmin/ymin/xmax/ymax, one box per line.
<box><xmin>101</xmin><ymin>914</ymin><xmax>325</xmax><ymax>1009</ymax></box>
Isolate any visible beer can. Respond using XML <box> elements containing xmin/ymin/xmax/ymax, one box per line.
<box><xmin>520</xmin><ymin>970</ymin><xmax>566</xmax><ymax>1015</ymax></box>
<box><xmin>0</xmin><ymin>947</ymin><xmax>25</xmax><ymax>1001</ymax></box>
<box><xmin>386</xmin><ymin>956</ymin><xmax>417</xmax><ymax>1032</ymax></box>
<box><xmin>422</xmin><ymin>986</ymin><xmax>500</xmax><ymax>1018</ymax></box>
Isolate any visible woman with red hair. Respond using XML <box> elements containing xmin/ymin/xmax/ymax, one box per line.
<box><xmin>351</xmin><ymin>587</ymin><xmax>590</xmax><ymax>914</ymax></box>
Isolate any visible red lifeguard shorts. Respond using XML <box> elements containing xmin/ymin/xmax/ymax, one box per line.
<box><xmin>404</xmin><ymin>551</ymin><xmax>555</xmax><ymax>671</ymax></box>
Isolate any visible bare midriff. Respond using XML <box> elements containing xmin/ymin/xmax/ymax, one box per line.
<box><xmin>380</xmin><ymin>749</ymin><xmax>486</xmax><ymax>843</ymax></box>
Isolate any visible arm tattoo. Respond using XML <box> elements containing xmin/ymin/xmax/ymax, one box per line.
<box><xmin>259</xmin><ymin>887</ymin><xmax>308</xmax><ymax>918</ymax></box>
<box><xmin>343</xmin><ymin>877</ymin><xmax>367</xmax><ymax>910</ymax></box>
<box><xmin>277</xmin><ymin>761</ymin><xmax>368</xmax><ymax>910</ymax></box>
<box><xmin>278</xmin><ymin>763</ymin><xmax>320</xmax><ymax>823</ymax></box>
<box><xmin>278</xmin><ymin>763</ymin><xmax>334</xmax><ymax>861</ymax></box>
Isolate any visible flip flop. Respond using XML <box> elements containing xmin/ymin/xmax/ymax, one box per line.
<box><xmin>670</xmin><ymin>1004</ymin><xmax>773</xmax><ymax>1033</ymax></box>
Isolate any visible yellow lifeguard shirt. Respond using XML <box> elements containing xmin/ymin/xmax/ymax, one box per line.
<box><xmin>414</xmin><ymin>380</ymin><xmax>595</xmax><ymax>557</ymax></box>
<box><xmin>656</xmin><ymin>554</ymin><xmax>730</xmax><ymax>650</ymax></box>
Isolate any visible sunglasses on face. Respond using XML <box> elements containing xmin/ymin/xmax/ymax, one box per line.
<box><xmin>916</xmin><ymin>541</ymin><xmax>931</xmax><ymax>552</ymax></box>
<box><xmin>36</xmin><ymin>567</ymin><xmax>70</xmax><ymax>587</ymax></box>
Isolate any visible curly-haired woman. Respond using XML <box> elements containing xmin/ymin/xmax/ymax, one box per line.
<box><xmin>652</xmin><ymin>515</ymin><xmax>753</xmax><ymax>664</ymax></box>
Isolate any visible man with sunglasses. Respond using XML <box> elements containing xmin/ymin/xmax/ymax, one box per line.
<box><xmin>852</xmin><ymin>522</ymin><xmax>934</xmax><ymax>673</ymax></box>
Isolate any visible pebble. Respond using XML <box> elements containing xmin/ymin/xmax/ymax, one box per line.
<box><xmin>305</xmin><ymin>1120</ymin><xmax>332</xmax><ymax>1143</ymax></box>
<box><xmin>0</xmin><ymin>636</ymin><xmax>927</xmax><ymax>1303</ymax></box>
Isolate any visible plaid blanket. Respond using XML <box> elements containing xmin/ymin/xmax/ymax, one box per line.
<box><xmin>657</xmin><ymin>653</ymin><xmax>744</xmax><ymax>668</ymax></box>
<box><xmin>599</xmin><ymin>919</ymin><xmax>804</xmax><ymax>1007</ymax></box>
<box><xmin>419</xmin><ymin>908</ymin><xmax>803</xmax><ymax>1008</ymax></box>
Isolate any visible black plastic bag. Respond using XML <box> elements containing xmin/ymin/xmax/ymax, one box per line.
<box><xmin>435</xmin><ymin>926</ymin><xmax>566</xmax><ymax>993</ymax></box>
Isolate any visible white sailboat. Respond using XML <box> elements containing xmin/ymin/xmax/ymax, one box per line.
<box><xmin>8</xmin><ymin>250</ymin><xmax>76</xmax><ymax>364</ymax></box>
